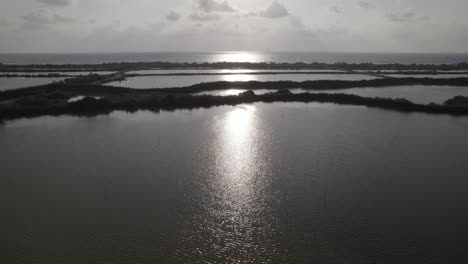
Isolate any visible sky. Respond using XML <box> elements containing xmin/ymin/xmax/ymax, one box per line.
<box><xmin>0</xmin><ymin>0</ymin><xmax>467</xmax><ymax>53</ymax></box>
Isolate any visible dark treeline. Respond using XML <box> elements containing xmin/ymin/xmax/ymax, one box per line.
<box><xmin>63</xmin><ymin>73</ymin><xmax>125</xmax><ymax>85</ymax></box>
<box><xmin>2</xmin><ymin>62</ymin><xmax>468</xmax><ymax>72</ymax></box>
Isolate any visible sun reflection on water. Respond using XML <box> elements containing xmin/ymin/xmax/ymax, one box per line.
<box><xmin>217</xmin><ymin>52</ymin><xmax>262</xmax><ymax>63</ymax></box>
<box><xmin>219</xmin><ymin>89</ymin><xmax>247</xmax><ymax>96</ymax></box>
<box><xmin>222</xmin><ymin>74</ymin><xmax>258</xmax><ymax>82</ymax></box>
<box><xmin>222</xmin><ymin>105</ymin><xmax>256</xmax><ymax>182</ymax></box>
<box><xmin>181</xmin><ymin>104</ymin><xmax>279</xmax><ymax>262</ymax></box>
<box><xmin>219</xmin><ymin>69</ymin><xmax>256</xmax><ymax>74</ymax></box>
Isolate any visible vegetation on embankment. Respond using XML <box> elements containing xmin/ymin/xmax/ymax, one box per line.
<box><xmin>160</xmin><ymin>77</ymin><xmax>468</xmax><ymax>93</ymax></box>
<box><xmin>445</xmin><ymin>96</ymin><xmax>468</xmax><ymax>106</ymax></box>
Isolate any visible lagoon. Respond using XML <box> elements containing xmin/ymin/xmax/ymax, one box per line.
<box><xmin>2</xmin><ymin>103</ymin><xmax>468</xmax><ymax>263</ymax></box>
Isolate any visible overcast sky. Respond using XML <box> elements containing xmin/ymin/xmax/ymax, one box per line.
<box><xmin>0</xmin><ymin>0</ymin><xmax>467</xmax><ymax>53</ymax></box>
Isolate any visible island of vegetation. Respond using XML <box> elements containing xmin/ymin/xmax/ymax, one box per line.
<box><xmin>2</xmin><ymin>75</ymin><xmax>468</xmax><ymax>121</ymax></box>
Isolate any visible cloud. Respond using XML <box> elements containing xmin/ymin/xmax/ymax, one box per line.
<box><xmin>166</xmin><ymin>11</ymin><xmax>181</xmax><ymax>21</ymax></box>
<box><xmin>53</xmin><ymin>14</ymin><xmax>75</xmax><ymax>23</ymax></box>
<box><xmin>357</xmin><ymin>1</ymin><xmax>372</xmax><ymax>9</ymax></box>
<box><xmin>330</xmin><ymin>5</ymin><xmax>343</xmax><ymax>14</ymax></box>
<box><xmin>189</xmin><ymin>13</ymin><xmax>220</xmax><ymax>21</ymax></box>
<box><xmin>197</xmin><ymin>0</ymin><xmax>235</xmax><ymax>13</ymax></box>
<box><xmin>419</xmin><ymin>15</ymin><xmax>431</xmax><ymax>21</ymax></box>
<box><xmin>0</xmin><ymin>17</ymin><xmax>8</xmax><ymax>26</ymax></box>
<box><xmin>386</xmin><ymin>10</ymin><xmax>416</xmax><ymax>22</ymax></box>
<box><xmin>21</xmin><ymin>9</ymin><xmax>75</xmax><ymax>29</ymax></box>
<box><xmin>260</xmin><ymin>1</ymin><xmax>289</xmax><ymax>18</ymax></box>
<box><xmin>385</xmin><ymin>10</ymin><xmax>430</xmax><ymax>23</ymax></box>
<box><xmin>289</xmin><ymin>16</ymin><xmax>314</xmax><ymax>36</ymax></box>
<box><xmin>37</xmin><ymin>0</ymin><xmax>71</xmax><ymax>7</ymax></box>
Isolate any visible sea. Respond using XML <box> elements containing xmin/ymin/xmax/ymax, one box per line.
<box><xmin>1</xmin><ymin>52</ymin><xmax>468</xmax><ymax>65</ymax></box>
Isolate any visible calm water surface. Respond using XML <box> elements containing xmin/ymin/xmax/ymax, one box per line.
<box><xmin>2</xmin><ymin>103</ymin><xmax>468</xmax><ymax>263</ymax></box>
<box><xmin>107</xmin><ymin>74</ymin><xmax>377</xmax><ymax>89</ymax></box>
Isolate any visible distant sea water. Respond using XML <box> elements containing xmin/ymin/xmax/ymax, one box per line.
<box><xmin>1</xmin><ymin>52</ymin><xmax>468</xmax><ymax>65</ymax></box>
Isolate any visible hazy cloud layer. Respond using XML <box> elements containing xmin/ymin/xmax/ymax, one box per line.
<box><xmin>189</xmin><ymin>13</ymin><xmax>220</xmax><ymax>21</ymax></box>
<box><xmin>37</xmin><ymin>0</ymin><xmax>71</xmax><ymax>7</ymax></box>
<box><xmin>21</xmin><ymin>9</ymin><xmax>75</xmax><ymax>29</ymax></box>
<box><xmin>0</xmin><ymin>17</ymin><xmax>8</xmax><ymax>26</ymax></box>
<box><xmin>0</xmin><ymin>0</ymin><xmax>467</xmax><ymax>52</ymax></box>
<box><xmin>386</xmin><ymin>10</ymin><xmax>416</xmax><ymax>22</ymax></box>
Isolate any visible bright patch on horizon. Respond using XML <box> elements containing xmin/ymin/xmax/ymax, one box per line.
<box><xmin>217</xmin><ymin>52</ymin><xmax>262</xmax><ymax>63</ymax></box>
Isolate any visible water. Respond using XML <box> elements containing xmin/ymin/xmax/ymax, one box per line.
<box><xmin>1</xmin><ymin>52</ymin><xmax>468</xmax><ymax>65</ymax></box>
<box><xmin>195</xmin><ymin>89</ymin><xmax>279</xmax><ymax>96</ymax></box>
<box><xmin>127</xmin><ymin>69</ymin><xmax>345</xmax><ymax>75</ymax></box>
<box><xmin>107</xmin><ymin>74</ymin><xmax>378</xmax><ymax>89</ymax></box>
<box><xmin>196</xmin><ymin>85</ymin><xmax>468</xmax><ymax>104</ymax></box>
<box><xmin>1</xmin><ymin>71</ymin><xmax>115</xmax><ymax>76</ymax></box>
<box><xmin>0</xmin><ymin>77</ymin><xmax>66</xmax><ymax>91</ymax></box>
<box><xmin>310</xmin><ymin>85</ymin><xmax>468</xmax><ymax>104</ymax></box>
<box><xmin>387</xmin><ymin>74</ymin><xmax>468</xmax><ymax>79</ymax></box>
<box><xmin>360</xmin><ymin>70</ymin><xmax>468</xmax><ymax>73</ymax></box>
<box><xmin>67</xmin><ymin>96</ymin><xmax>101</xmax><ymax>103</ymax></box>
<box><xmin>2</xmin><ymin>103</ymin><xmax>468</xmax><ymax>263</ymax></box>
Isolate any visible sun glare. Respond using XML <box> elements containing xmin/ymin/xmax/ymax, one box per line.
<box><xmin>217</xmin><ymin>52</ymin><xmax>261</xmax><ymax>63</ymax></box>
<box><xmin>224</xmin><ymin>105</ymin><xmax>256</xmax><ymax>146</ymax></box>
<box><xmin>222</xmin><ymin>74</ymin><xmax>257</xmax><ymax>82</ymax></box>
